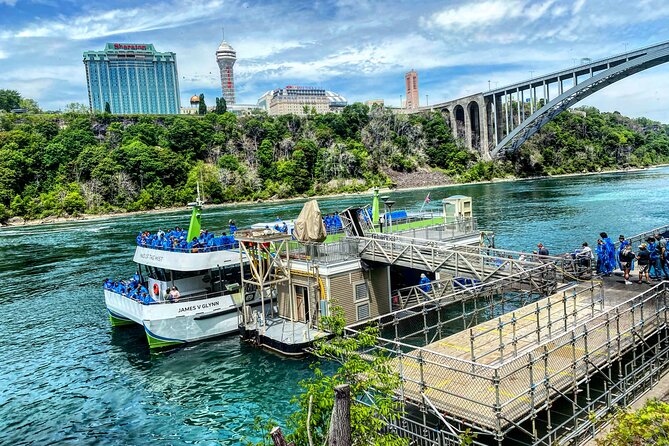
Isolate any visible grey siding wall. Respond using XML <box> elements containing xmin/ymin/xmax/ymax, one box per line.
<box><xmin>327</xmin><ymin>266</ymin><xmax>390</xmax><ymax>325</ymax></box>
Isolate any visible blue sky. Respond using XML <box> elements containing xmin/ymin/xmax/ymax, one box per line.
<box><xmin>1</xmin><ymin>0</ymin><xmax>669</xmax><ymax>121</ymax></box>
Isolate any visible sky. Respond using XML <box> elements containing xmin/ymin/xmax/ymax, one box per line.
<box><xmin>1</xmin><ymin>0</ymin><xmax>669</xmax><ymax>121</ymax></box>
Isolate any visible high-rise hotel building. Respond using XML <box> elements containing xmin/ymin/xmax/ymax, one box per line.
<box><xmin>83</xmin><ymin>43</ymin><xmax>181</xmax><ymax>114</ymax></box>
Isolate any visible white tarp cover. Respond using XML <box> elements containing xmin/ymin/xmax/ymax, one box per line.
<box><xmin>293</xmin><ymin>199</ymin><xmax>327</xmax><ymax>242</ymax></box>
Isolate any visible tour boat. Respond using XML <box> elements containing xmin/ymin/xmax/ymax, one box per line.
<box><xmin>103</xmin><ymin>196</ymin><xmax>261</xmax><ymax>349</ymax></box>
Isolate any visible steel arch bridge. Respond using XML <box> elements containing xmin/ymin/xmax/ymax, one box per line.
<box><xmin>416</xmin><ymin>41</ymin><xmax>669</xmax><ymax>159</ymax></box>
<box><xmin>490</xmin><ymin>42</ymin><xmax>669</xmax><ymax>158</ymax></box>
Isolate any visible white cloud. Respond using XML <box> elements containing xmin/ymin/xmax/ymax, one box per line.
<box><xmin>0</xmin><ymin>0</ymin><xmax>18</xmax><ymax>5</ymax></box>
<box><xmin>426</xmin><ymin>0</ymin><xmax>525</xmax><ymax>29</ymax></box>
<box><xmin>10</xmin><ymin>0</ymin><xmax>227</xmax><ymax>40</ymax></box>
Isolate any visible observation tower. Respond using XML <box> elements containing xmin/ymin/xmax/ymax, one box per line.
<box><xmin>216</xmin><ymin>40</ymin><xmax>236</xmax><ymax>105</ymax></box>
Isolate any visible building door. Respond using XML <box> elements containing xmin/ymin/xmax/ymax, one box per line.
<box><xmin>295</xmin><ymin>285</ymin><xmax>310</xmax><ymax>322</ymax></box>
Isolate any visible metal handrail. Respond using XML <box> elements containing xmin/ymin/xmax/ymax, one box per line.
<box><xmin>105</xmin><ymin>286</ymin><xmax>248</xmax><ymax>306</ymax></box>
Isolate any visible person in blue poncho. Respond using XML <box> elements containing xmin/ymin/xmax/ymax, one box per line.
<box><xmin>617</xmin><ymin>235</ymin><xmax>629</xmax><ymax>270</ymax></box>
<box><xmin>598</xmin><ymin>232</ymin><xmax>616</xmax><ymax>276</ymax></box>
<box><xmin>419</xmin><ymin>273</ymin><xmax>432</xmax><ymax>292</ymax></box>
<box><xmin>229</xmin><ymin>219</ymin><xmax>237</xmax><ymax>235</ymax></box>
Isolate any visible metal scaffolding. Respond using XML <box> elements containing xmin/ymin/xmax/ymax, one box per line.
<box><xmin>348</xmin><ymin>281</ymin><xmax>669</xmax><ymax>445</ymax></box>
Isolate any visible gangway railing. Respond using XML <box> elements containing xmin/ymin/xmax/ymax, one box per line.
<box><xmin>354</xmin><ymin>233</ymin><xmax>555</xmax><ymax>285</ymax></box>
<box><xmin>349</xmin><ymin>265</ymin><xmax>558</xmax><ymax>343</ymax></box>
<box><xmin>615</xmin><ymin>223</ymin><xmax>669</xmax><ymax>251</ymax></box>
<box><xmin>390</xmin><ymin>266</ymin><xmax>556</xmax><ymax>311</ymax></box>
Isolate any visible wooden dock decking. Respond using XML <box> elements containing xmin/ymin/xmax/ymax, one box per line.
<box><xmin>394</xmin><ymin>278</ymin><xmax>667</xmax><ymax>431</ymax></box>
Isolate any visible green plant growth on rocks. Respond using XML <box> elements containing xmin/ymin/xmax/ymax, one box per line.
<box><xmin>1</xmin><ymin>102</ymin><xmax>668</xmax><ymax>223</ymax></box>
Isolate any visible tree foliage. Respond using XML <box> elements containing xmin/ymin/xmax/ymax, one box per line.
<box><xmin>245</xmin><ymin>306</ymin><xmax>408</xmax><ymax>446</ymax></box>
<box><xmin>198</xmin><ymin>93</ymin><xmax>207</xmax><ymax>115</ymax></box>
<box><xmin>0</xmin><ymin>89</ymin><xmax>21</xmax><ymax>112</ymax></box>
<box><xmin>596</xmin><ymin>399</ymin><xmax>669</xmax><ymax>445</ymax></box>
<box><xmin>215</xmin><ymin>97</ymin><xmax>227</xmax><ymax>114</ymax></box>
<box><xmin>0</xmin><ymin>103</ymin><xmax>668</xmax><ymax>223</ymax></box>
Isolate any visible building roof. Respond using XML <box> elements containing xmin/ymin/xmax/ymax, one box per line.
<box><xmin>190</xmin><ymin>95</ymin><xmax>200</xmax><ymax>103</ymax></box>
<box><xmin>216</xmin><ymin>40</ymin><xmax>236</xmax><ymax>59</ymax></box>
<box><xmin>325</xmin><ymin>90</ymin><xmax>347</xmax><ymax>105</ymax></box>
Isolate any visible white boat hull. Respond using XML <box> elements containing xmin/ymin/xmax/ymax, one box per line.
<box><xmin>105</xmin><ymin>290</ymin><xmax>255</xmax><ymax>348</ymax></box>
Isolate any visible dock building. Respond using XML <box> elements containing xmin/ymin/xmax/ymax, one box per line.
<box><xmin>83</xmin><ymin>43</ymin><xmax>181</xmax><ymax>114</ymax></box>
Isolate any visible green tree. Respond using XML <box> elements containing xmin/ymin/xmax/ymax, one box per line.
<box><xmin>215</xmin><ymin>97</ymin><xmax>227</xmax><ymax>114</ymax></box>
<box><xmin>257</xmin><ymin>139</ymin><xmax>275</xmax><ymax>181</ymax></box>
<box><xmin>285</xmin><ymin>307</ymin><xmax>407</xmax><ymax>446</ymax></box>
<box><xmin>198</xmin><ymin>93</ymin><xmax>207</xmax><ymax>115</ymax></box>
<box><xmin>0</xmin><ymin>89</ymin><xmax>21</xmax><ymax>112</ymax></box>
<box><xmin>597</xmin><ymin>399</ymin><xmax>669</xmax><ymax>445</ymax></box>
<box><xmin>64</xmin><ymin>102</ymin><xmax>89</xmax><ymax>114</ymax></box>
<box><xmin>104</xmin><ymin>102</ymin><xmax>112</xmax><ymax>113</ymax></box>
<box><xmin>19</xmin><ymin>98</ymin><xmax>40</xmax><ymax>113</ymax></box>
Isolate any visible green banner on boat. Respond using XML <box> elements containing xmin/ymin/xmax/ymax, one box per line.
<box><xmin>187</xmin><ymin>206</ymin><xmax>202</xmax><ymax>242</ymax></box>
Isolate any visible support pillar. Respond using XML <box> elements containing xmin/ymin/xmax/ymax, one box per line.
<box><xmin>479</xmin><ymin>97</ymin><xmax>490</xmax><ymax>158</ymax></box>
<box><xmin>464</xmin><ymin>102</ymin><xmax>473</xmax><ymax>151</ymax></box>
<box><xmin>504</xmin><ymin>92</ymin><xmax>510</xmax><ymax>136</ymax></box>
<box><xmin>516</xmin><ymin>88</ymin><xmax>521</xmax><ymax>127</ymax></box>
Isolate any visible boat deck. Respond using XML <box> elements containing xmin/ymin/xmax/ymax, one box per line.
<box><xmin>252</xmin><ymin>317</ymin><xmax>328</xmax><ymax>356</ymax></box>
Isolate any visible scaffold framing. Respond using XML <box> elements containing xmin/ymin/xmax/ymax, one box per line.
<box><xmin>348</xmin><ymin>281</ymin><xmax>669</xmax><ymax>446</ymax></box>
<box><xmin>236</xmin><ymin>229</ymin><xmax>293</xmax><ymax>332</ymax></box>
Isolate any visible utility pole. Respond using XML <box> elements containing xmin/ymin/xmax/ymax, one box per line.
<box><xmin>488</xmin><ymin>80</ymin><xmax>491</xmax><ymax>91</ymax></box>
<box><xmin>425</xmin><ymin>94</ymin><xmax>429</xmax><ymax>106</ymax></box>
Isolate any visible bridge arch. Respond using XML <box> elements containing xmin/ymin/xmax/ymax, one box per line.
<box><xmin>453</xmin><ymin>105</ymin><xmax>465</xmax><ymax>141</ymax></box>
<box><xmin>467</xmin><ymin>101</ymin><xmax>481</xmax><ymax>150</ymax></box>
<box><xmin>491</xmin><ymin>44</ymin><xmax>669</xmax><ymax>158</ymax></box>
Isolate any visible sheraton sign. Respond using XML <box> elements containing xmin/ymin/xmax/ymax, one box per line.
<box><xmin>113</xmin><ymin>44</ymin><xmax>147</xmax><ymax>50</ymax></box>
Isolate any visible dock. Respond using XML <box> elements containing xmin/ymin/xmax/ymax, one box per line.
<box><xmin>345</xmin><ymin>224</ymin><xmax>669</xmax><ymax>446</ymax></box>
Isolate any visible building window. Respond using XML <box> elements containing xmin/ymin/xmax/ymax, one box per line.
<box><xmin>356</xmin><ymin>302</ymin><xmax>370</xmax><ymax>321</ymax></box>
<box><xmin>354</xmin><ymin>282</ymin><xmax>368</xmax><ymax>302</ymax></box>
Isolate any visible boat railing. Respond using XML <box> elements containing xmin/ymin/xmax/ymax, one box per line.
<box><xmin>136</xmin><ymin>242</ymin><xmax>239</xmax><ymax>254</ymax></box>
<box><xmin>106</xmin><ymin>286</ymin><xmax>248</xmax><ymax>306</ymax></box>
<box><xmin>288</xmin><ymin>239</ymin><xmax>361</xmax><ymax>265</ymax></box>
<box><xmin>388</xmin><ymin>217</ymin><xmax>478</xmax><ymax>240</ymax></box>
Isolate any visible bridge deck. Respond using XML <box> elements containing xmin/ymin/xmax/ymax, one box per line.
<box><xmin>393</xmin><ymin>280</ymin><xmax>665</xmax><ymax>431</ymax></box>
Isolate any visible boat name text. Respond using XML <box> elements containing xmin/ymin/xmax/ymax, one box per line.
<box><xmin>139</xmin><ymin>252</ymin><xmax>164</xmax><ymax>262</ymax></box>
<box><xmin>178</xmin><ymin>301</ymin><xmax>220</xmax><ymax>313</ymax></box>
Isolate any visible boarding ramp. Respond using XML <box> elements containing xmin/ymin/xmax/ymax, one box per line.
<box><xmin>355</xmin><ymin>232</ymin><xmax>557</xmax><ymax>284</ymax></box>
<box><xmin>391</xmin><ymin>265</ymin><xmax>557</xmax><ymax>311</ymax></box>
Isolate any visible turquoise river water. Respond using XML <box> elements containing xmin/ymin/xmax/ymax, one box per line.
<box><xmin>1</xmin><ymin>167</ymin><xmax>668</xmax><ymax>445</ymax></box>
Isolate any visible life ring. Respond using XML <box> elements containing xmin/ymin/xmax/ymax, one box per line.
<box><xmin>153</xmin><ymin>283</ymin><xmax>160</xmax><ymax>296</ymax></box>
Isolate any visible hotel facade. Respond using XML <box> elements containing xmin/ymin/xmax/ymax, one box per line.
<box><xmin>83</xmin><ymin>43</ymin><xmax>181</xmax><ymax>115</ymax></box>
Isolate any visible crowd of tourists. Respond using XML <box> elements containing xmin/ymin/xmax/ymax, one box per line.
<box><xmin>540</xmin><ymin>231</ymin><xmax>668</xmax><ymax>285</ymax></box>
<box><xmin>136</xmin><ymin>226</ymin><xmax>238</xmax><ymax>252</ymax></box>
<box><xmin>103</xmin><ymin>274</ymin><xmax>155</xmax><ymax>304</ymax></box>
